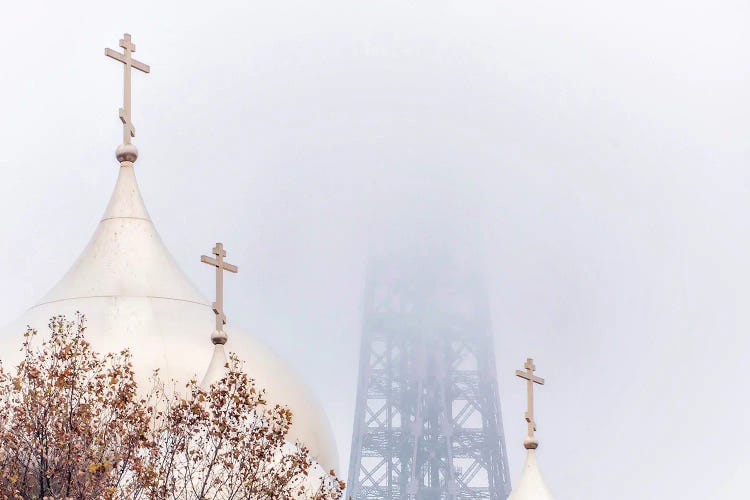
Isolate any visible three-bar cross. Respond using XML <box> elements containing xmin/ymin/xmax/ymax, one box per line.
<box><xmin>105</xmin><ymin>33</ymin><xmax>150</xmax><ymax>145</ymax></box>
<box><xmin>201</xmin><ymin>243</ymin><xmax>238</xmax><ymax>333</ymax></box>
<box><xmin>515</xmin><ymin>358</ymin><xmax>545</xmax><ymax>440</ymax></box>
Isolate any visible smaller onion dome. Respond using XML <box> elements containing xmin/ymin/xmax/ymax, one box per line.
<box><xmin>201</xmin><ymin>342</ymin><xmax>229</xmax><ymax>389</ymax></box>
<box><xmin>508</xmin><ymin>439</ymin><xmax>554</xmax><ymax>500</ymax></box>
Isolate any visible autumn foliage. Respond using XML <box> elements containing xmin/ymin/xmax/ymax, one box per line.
<box><xmin>0</xmin><ymin>315</ymin><xmax>344</xmax><ymax>499</ymax></box>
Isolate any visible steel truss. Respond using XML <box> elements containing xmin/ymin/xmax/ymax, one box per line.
<box><xmin>347</xmin><ymin>256</ymin><xmax>511</xmax><ymax>499</ymax></box>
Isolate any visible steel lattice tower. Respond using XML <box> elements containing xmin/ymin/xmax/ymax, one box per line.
<box><xmin>347</xmin><ymin>255</ymin><xmax>511</xmax><ymax>499</ymax></box>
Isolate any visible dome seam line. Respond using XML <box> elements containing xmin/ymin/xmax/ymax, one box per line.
<box><xmin>31</xmin><ymin>295</ymin><xmax>209</xmax><ymax>309</ymax></box>
<box><xmin>100</xmin><ymin>216</ymin><xmax>152</xmax><ymax>222</ymax></box>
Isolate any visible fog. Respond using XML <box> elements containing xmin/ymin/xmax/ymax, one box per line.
<box><xmin>1</xmin><ymin>1</ymin><xmax>748</xmax><ymax>498</ymax></box>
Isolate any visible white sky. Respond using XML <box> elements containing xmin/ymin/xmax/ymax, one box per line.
<box><xmin>1</xmin><ymin>1</ymin><xmax>748</xmax><ymax>498</ymax></box>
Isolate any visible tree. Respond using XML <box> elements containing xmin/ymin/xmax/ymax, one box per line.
<box><xmin>142</xmin><ymin>357</ymin><xmax>344</xmax><ymax>499</ymax></box>
<box><xmin>0</xmin><ymin>315</ymin><xmax>344</xmax><ymax>499</ymax></box>
<box><xmin>0</xmin><ymin>314</ymin><xmax>150</xmax><ymax>498</ymax></box>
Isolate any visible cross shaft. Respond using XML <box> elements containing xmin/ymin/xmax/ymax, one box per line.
<box><xmin>515</xmin><ymin>358</ymin><xmax>545</xmax><ymax>440</ymax></box>
<box><xmin>105</xmin><ymin>33</ymin><xmax>150</xmax><ymax>145</ymax></box>
<box><xmin>201</xmin><ymin>243</ymin><xmax>238</xmax><ymax>334</ymax></box>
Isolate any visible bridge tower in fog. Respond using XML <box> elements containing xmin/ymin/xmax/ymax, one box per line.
<box><xmin>347</xmin><ymin>255</ymin><xmax>512</xmax><ymax>499</ymax></box>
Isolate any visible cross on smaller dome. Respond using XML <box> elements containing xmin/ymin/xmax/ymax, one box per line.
<box><xmin>201</xmin><ymin>242</ymin><xmax>238</xmax><ymax>344</ymax></box>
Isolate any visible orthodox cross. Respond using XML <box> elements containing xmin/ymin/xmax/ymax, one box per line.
<box><xmin>105</xmin><ymin>33</ymin><xmax>150</xmax><ymax>145</ymax></box>
<box><xmin>201</xmin><ymin>243</ymin><xmax>238</xmax><ymax>334</ymax></box>
<box><xmin>515</xmin><ymin>358</ymin><xmax>545</xmax><ymax>440</ymax></box>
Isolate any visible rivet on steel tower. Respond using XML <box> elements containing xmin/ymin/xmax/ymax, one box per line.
<box><xmin>347</xmin><ymin>253</ymin><xmax>512</xmax><ymax>499</ymax></box>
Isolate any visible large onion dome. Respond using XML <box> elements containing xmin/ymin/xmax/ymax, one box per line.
<box><xmin>0</xmin><ymin>159</ymin><xmax>338</xmax><ymax>472</ymax></box>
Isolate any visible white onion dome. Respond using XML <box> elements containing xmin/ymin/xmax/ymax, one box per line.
<box><xmin>0</xmin><ymin>160</ymin><xmax>338</xmax><ymax>472</ymax></box>
<box><xmin>508</xmin><ymin>438</ymin><xmax>554</xmax><ymax>500</ymax></box>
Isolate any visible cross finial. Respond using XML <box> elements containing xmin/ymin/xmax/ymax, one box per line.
<box><xmin>515</xmin><ymin>357</ymin><xmax>545</xmax><ymax>449</ymax></box>
<box><xmin>105</xmin><ymin>33</ymin><xmax>150</xmax><ymax>165</ymax></box>
<box><xmin>201</xmin><ymin>243</ymin><xmax>238</xmax><ymax>344</ymax></box>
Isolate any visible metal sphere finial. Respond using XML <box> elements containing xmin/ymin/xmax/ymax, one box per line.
<box><xmin>116</xmin><ymin>143</ymin><xmax>139</xmax><ymax>164</ymax></box>
<box><xmin>524</xmin><ymin>437</ymin><xmax>539</xmax><ymax>450</ymax></box>
<box><xmin>211</xmin><ymin>330</ymin><xmax>228</xmax><ymax>345</ymax></box>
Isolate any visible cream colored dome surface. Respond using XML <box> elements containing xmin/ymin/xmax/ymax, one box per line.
<box><xmin>0</xmin><ymin>164</ymin><xmax>338</xmax><ymax>472</ymax></box>
<box><xmin>508</xmin><ymin>449</ymin><xmax>554</xmax><ymax>500</ymax></box>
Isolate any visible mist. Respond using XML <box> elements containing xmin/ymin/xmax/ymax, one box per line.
<box><xmin>0</xmin><ymin>1</ymin><xmax>748</xmax><ymax>498</ymax></box>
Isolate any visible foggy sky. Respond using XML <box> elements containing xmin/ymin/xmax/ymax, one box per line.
<box><xmin>1</xmin><ymin>1</ymin><xmax>748</xmax><ymax>498</ymax></box>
